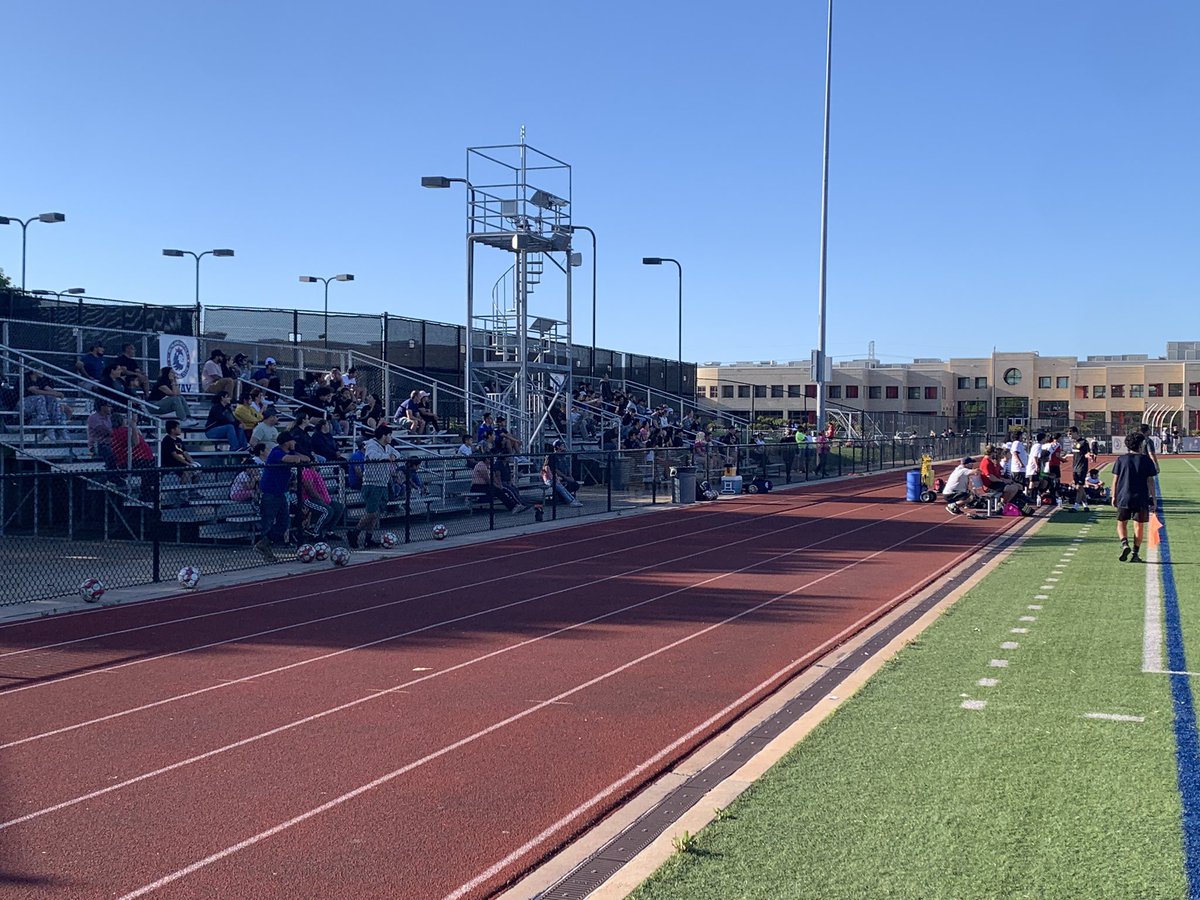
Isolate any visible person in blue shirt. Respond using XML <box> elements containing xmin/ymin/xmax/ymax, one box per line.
<box><xmin>75</xmin><ymin>344</ymin><xmax>107</xmax><ymax>382</ymax></box>
<box><xmin>256</xmin><ymin>430</ymin><xmax>306</xmax><ymax>561</ymax></box>
<box><xmin>251</xmin><ymin>357</ymin><xmax>281</xmax><ymax>393</ymax></box>
<box><xmin>476</xmin><ymin>412</ymin><xmax>495</xmax><ymax>445</ymax></box>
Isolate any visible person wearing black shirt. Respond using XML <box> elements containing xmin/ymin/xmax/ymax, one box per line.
<box><xmin>1069</xmin><ymin>427</ymin><xmax>1094</xmax><ymax>510</ymax></box>
<box><xmin>1111</xmin><ymin>431</ymin><xmax>1159</xmax><ymax>562</ymax></box>
<box><xmin>160</xmin><ymin>420</ymin><xmax>200</xmax><ymax>489</ymax></box>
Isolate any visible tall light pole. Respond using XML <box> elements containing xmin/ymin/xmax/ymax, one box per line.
<box><xmin>0</xmin><ymin>212</ymin><xmax>66</xmax><ymax>291</ymax></box>
<box><xmin>642</xmin><ymin>257</ymin><xmax>684</xmax><ymax>396</ymax></box>
<box><xmin>299</xmin><ymin>274</ymin><xmax>355</xmax><ymax>349</ymax></box>
<box><xmin>163</xmin><ymin>248</ymin><xmax>235</xmax><ymax>338</ymax></box>
<box><xmin>29</xmin><ymin>287</ymin><xmax>86</xmax><ymax>302</ymax></box>
<box><xmin>815</xmin><ymin>0</ymin><xmax>834</xmax><ymax>431</ymax></box>
<box><xmin>565</xmin><ymin>225</ymin><xmax>597</xmax><ymax>379</ymax></box>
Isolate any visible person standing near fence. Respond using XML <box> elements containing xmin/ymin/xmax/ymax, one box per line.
<box><xmin>346</xmin><ymin>425</ymin><xmax>399</xmax><ymax>549</ymax></box>
<box><xmin>256</xmin><ymin>430</ymin><xmax>306</xmax><ymax>562</ymax></box>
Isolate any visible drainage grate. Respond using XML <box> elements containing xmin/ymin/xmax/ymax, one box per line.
<box><xmin>535</xmin><ymin>517</ymin><xmax>1036</xmax><ymax>899</ymax></box>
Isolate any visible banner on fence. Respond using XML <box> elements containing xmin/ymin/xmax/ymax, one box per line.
<box><xmin>160</xmin><ymin>335</ymin><xmax>199</xmax><ymax>392</ymax></box>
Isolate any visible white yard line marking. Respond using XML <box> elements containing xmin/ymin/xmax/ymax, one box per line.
<box><xmin>1142</xmin><ymin>540</ymin><xmax>1164</xmax><ymax>673</ymax></box>
<box><xmin>989</xmin><ymin>659</ymin><xmax>1010</xmax><ymax>668</ymax></box>
<box><xmin>1010</xmin><ymin>628</ymin><xmax>1028</xmax><ymax>634</ymax></box>
<box><xmin>1034</xmin><ymin>594</ymin><xmax>1050</xmax><ymax>600</ymax></box>
<box><xmin>1039</xmin><ymin>585</ymin><xmax>1055</xmax><ymax>590</ymax></box>
<box><xmin>1020</xmin><ymin>616</ymin><xmax>1037</xmax><ymax>622</ymax></box>
<box><xmin>1046</xmin><ymin>578</ymin><xmax>1059</xmax><ymax>582</ymax></box>
<box><xmin>961</xmin><ymin>700</ymin><xmax>987</xmax><ymax>710</ymax></box>
<box><xmin>1083</xmin><ymin>712</ymin><xmax>1145</xmax><ymax>723</ymax></box>
<box><xmin>977</xmin><ymin>678</ymin><xmax>999</xmax><ymax>687</ymax></box>
<box><xmin>1028</xmin><ymin>605</ymin><xmax>1042</xmax><ymax>610</ymax></box>
<box><xmin>1001</xmin><ymin>642</ymin><xmax>1019</xmax><ymax>650</ymax></box>
<box><xmin>2</xmin><ymin>503</ymin><xmax>904</xmax><ymax>750</ymax></box>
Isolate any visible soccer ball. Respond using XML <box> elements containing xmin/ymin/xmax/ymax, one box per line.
<box><xmin>296</xmin><ymin>543</ymin><xmax>317</xmax><ymax>563</ymax></box>
<box><xmin>331</xmin><ymin>546</ymin><xmax>351</xmax><ymax>567</ymax></box>
<box><xmin>381</xmin><ymin>531</ymin><xmax>398</xmax><ymax>549</ymax></box>
<box><xmin>432</xmin><ymin>524</ymin><xmax>448</xmax><ymax>541</ymax></box>
<box><xmin>177</xmin><ymin>566</ymin><xmax>201</xmax><ymax>590</ymax></box>
<box><xmin>313</xmin><ymin>542</ymin><xmax>331</xmax><ymax>561</ymax></box>
<box><xmin>79</xmin><ymin>577</ymin><xmax>105</xmax><ymax>603</ymax></box>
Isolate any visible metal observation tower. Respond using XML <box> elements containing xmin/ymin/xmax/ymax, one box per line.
<box><xmin>461</xmin><ymin>140</ymin><xmax>579</xmax><ymax>453</ymax></box>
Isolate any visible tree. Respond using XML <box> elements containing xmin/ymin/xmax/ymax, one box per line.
<box><xmin>0</xmin><ymin>267</ymin><xmax>11</xmax><ymax>289</ymax></box>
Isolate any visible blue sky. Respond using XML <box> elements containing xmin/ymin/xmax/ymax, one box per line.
<box><xmin>3</xmin><ymin>1</ymin><xmax>1196</xmax><ymax>366</ymax></box>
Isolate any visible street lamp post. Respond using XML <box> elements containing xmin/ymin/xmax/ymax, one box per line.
<box><xmin>815</xmin><ymin>0</ymin><xmax>834</xmax><ymax>432</ymax></box>
<box><xmin>0</xmin><ymin>212</ymin><xmax>66</xmax><ymax>291</ymax></box>
<box><xmin>162</xmin><ymin>248</ymin><xmax>235</xmax><ymax>338</ymax></box>
<box><xmin>641</xmin><ymin>257</ymin><xmax>684</xmax><ymax>396</ymax></box>
<box><xmin>565</xmin><ymin>225</ymin><xmax>598</xmax><ymax>380</ymax></box>
<box><xmin>299</xmin><ymin>274</ymin><xmax>355</xmax><ymax>349</ymax></box>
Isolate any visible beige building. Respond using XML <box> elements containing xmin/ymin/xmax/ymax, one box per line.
<box><xmin>696</xmin><ymin>343</ymin><xmax>1200</xmax><ymax>435</ymax></box>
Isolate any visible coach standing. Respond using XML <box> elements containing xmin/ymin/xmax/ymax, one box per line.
<box><xmin>257</xmin><ymin>430</ymin><xmax>306</xmax><ymax>562</ymax></box>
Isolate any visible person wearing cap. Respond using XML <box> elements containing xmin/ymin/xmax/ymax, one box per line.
<box><xmin>942</xmin><ymin>457</ymin><xmax>978</xmax><ymax>516</ymax></box>
<box><xmin>346</xmin><ymin>424</ymin><xmax>399</xmax><ymax>549</ymax></box>
<box><xmin>416</xmin><ymin>390</ymin><xmax>440</xmax><ymax>433</ymax></box>
<box><xmin>202</xmin><ymin>349</ymin><xmax>237</xmax><ymax>398</ymax></box>
<box><xmin>257</xmin><ymin>430</ymin><xmax>307</xmax><ymax>560</ymax></box>
<box><xmin>251</xmin><ymin>358</ymin><xmax>281</xmax><ymax>393</ymax></box>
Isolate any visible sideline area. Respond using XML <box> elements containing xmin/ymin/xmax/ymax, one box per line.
<box><xmin>624</xmin><ymin>458</ymin><xmax>1198</xmax><ymax>900</ymax></box>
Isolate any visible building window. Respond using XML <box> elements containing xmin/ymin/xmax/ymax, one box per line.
<box><xmin>721</xmin><ymin>385</ymin><xmax>734</xmax><ymax>399</ymax></box>
<box><xmin>737</xmin><ymin>385</ymin><xmax>751</xmax><ymax>399</ymax></box>
<box><xmin>770</xmin><ymin>385</ymin><xmax>784</xmax><ymax>398</ymax></box>
<box><xmin>753</xmin><ymin>384</ymin><xmax>766</xmax><ymax>398</ymax></box>
<box><xmin>1168</xmin><ymin>383</ymin><xmax>1183</xmax><ymax>397</ymax></box>
<box><xmin>1075</xmin><ymin>385</ymin><xmax>1089</xmax><ymax>400</ymax></box>
<box><xmin>1038</xmin><ymin>400</ymin><xmax>1068</xmax><ymax>418</ymax></box>
<box><xmin>906</xmin><ymin>387</ymin><xmax>921</xmax><ymax>400</ymax></box>
<box><xmin>996</xmin><ymin>396</ymin><xmax>1029</xmax><ymax>419</ymax></box>
<box><xmin>845</xmin><ymin>385</ymin><xmax>859</xmax><ymax>399</ymax></box>
<box><xmin>868</xmin><ymin>386</ymin><xmax>882</xmax><ymax>400</ymax></box>
<box><xmin>786</xmin><ymin>384</ymin><xmax>804</xmax><ymax>398</ymax></box>
<box><xmin>1038</xmin><ymin>376</ymin><xmax>1052</xmax><ymax>389</ymax></box>
<box><xmin>1003</xmin><ymin>368</ymin><xmax>1022</xmax><ymax>386</ymax></box>
<box><xmin>804</xmin><ymin>384</ymin><xmax>817</xmax><ymax>398</ymax></box>
<box><xmin>709</xmin><ymin>386</ymin><xmax>718</xmax><ymax>398</ymax></box>
<box><xmin>1093</xmin><ymin>385</ymin><xmax>1106</xmax><ymax>399</ymax></box>
<box><xmin>1148</xmin><ymin>383</ymin><xmax>1163</xmax><ymax>398</ymax></box>
<box><xmin>885</xmin><ymin>386</ymin><xmax>899</xmax><ymax>400</ymax></box>
<box><xmin>828</xmin><ymin>385</ymin><xmax>842</xmax><ymax>399</ymax></box>
<box><xmin>1056</xmin><ymin>376</ymin><xmax>1070</xmax><ymax>389</ymax></box>
<box><xmin>957</xmin><ymin>377</ymin><xmax>970</xmax><ymax>389</ymax></box>
<box><xmin>1129</xmin><ymin>384</ymin><xmax>1144</xmax><ymax>398</ymax></box>
<box><xmin>975</xmin><ymin>377</ymin><xmax>988</xmax><ymax>389</ymax></box>
<box><xmin>1110</xmin><ymin>385</ymin><xmax>1125</xmax><ymax>398</ymax></box>
<box><xmin>924</xmin><ymin>386</ymin><xmax>938</xmax><ymax>400</ymax></box>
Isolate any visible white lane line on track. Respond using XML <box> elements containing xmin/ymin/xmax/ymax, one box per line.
<box><xmin>0</xmin><ymin>492</ymin><xmax>911</xmax><ymax>748</ymax></box>
<box><xmin>116</xmin><ymin>518</ymin><xmax>974</xmax><ymax>900</ymax></box>
<box><xmin>3</xmin><ymin>504</ymin><xmax>944</xmax><ymax>825</ymax></box>
<box><xmin>0</xmin><ymin>490</ymin><xmax>849</xmax><ymax>697</ymax></box>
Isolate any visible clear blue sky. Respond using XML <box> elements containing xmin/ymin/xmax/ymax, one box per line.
<box><xmin>3</xmin><ymin>1</ymin><xmax>1196</xmax><ymax>366</ymax></box>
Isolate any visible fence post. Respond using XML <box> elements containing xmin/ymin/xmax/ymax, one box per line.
<box><xmin>152</xmin><ymin>469</ymin><xmax>162</xmax><ymax>583</ymax></box>
<box><xmin>607</xmin><ymin>453</ymin><xmax>612</xmax><ymax>512</ymax></box>
<box><xmin>651</xmin><ymin>456</ymin><xmax>657</xmax><ymax>504</ymax></box>
<box><xmin>403</xmin><ymin>476</ymin><xmax>411</xmax><ymax>544</ymax></box>
<box><xmin>488</xmin><ymin>454</ymin><xmax>496</xmax><ymax>531</ymax></box>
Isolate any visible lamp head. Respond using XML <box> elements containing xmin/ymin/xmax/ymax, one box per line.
<box><xmin>64</xmin><ymin>287</ymin><xmax>86</xmax><ymax>295</ymax></box>
<box><xmin>299</xmin><ymin>276</ymin><xmax>319</xmax><ymax>283</ymax></box>
<box><xmin>211</xmin><ymin>249</ymin><xmax>235</xmax><ymax>257</ymax></box>
<box><xmin>0</xmin><ymin>217</ymin><xmax>11</xmax><ymax>225</ymax></box>
<box><xmin>38</xmin><ymin>212</ymin><xmax>66</xmax><ymax>223</ymax></box>
<box><xmin>162</xmin><ymin>249</ymin><xmax>185</xmax><ymax>257</ymax></box>
<box><xmin>421</xmin><ymin>176</ymin><xmax>453</xmax><ymax>189</ymax></box>
<box><xmin>334</xmin><ymin>274</ymin><xmax>354</xmax><ymax>282</ymax></box>
<box><xmin>642</xmin><ymin>257</ymin><xmax>663</xmax><ymax>265</ymax></box>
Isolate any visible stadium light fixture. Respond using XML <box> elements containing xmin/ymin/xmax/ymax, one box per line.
<box><xmin>162</xmin><ymin>247</ymin><xmax>236</xmax><ymax>337</ymax></box>
<box><xmin>0</xmin><ymin>211</ymin><xmax>67</xmax><ymax>290</ymax></box>
<box><xmin>300</xmin><ymin>273</ymin><xmax>356</xmax><ymax>349</ymax></box>
<box><xmin>641</xmin><ymin>256</ymin><xmax>684</xmax><ymax>396</ymax></box>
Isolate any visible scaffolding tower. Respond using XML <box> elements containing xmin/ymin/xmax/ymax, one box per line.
<box><xmin>464</xmin><ymin>140</ymin><xmax>578</xmax><ymax>452</ymax></box>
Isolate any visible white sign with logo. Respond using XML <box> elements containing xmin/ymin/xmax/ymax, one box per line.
<box><xmin>160</xmin><ymin>335</ymin><xmax>198</xmax><ymax>393</ymax></box>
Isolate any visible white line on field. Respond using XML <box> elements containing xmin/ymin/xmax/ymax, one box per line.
<box><xmin>1143</xmin><ymin>539</ymin><xmax>1164</xmax><ymax>673</ymax></box>
<box><xmin>1020</xmin><ymin>616</ymin><xmax>1036</xmax><ymax>622</ymax></box>
<box><xmin>961</xmin><ymin>700</ymin><xmax>987</xmax><ymax>710</ymax></box>
<box><xmin>977</xmin><ymin>678</ymin><xmax>999</xmax><ymax>687</ymax></box>
<box><xmin>989</xmin><ymin>659</ymin><xmax>1009</xmax><ymax>668</ymax></box>
<box><xmin>1028</xmin><ymin>605</ymin><xmax>1042</xmax><ymax>610</ymax></box>
<box><xmin>1034</xmin><ymin>594</ymin><xmax>1050</xmax><ymax>600</ymax></box>
<box><xmin>1010</xmin><ymin>628</ymin><xmax>1028</xmax><ymax>634</ymax></box>
<box><xmin>1083</xmin><ymin>712</ymin><xmax>1144</xmax><ymax>723</ymax></box>
<box><xmin>1001</xmin><ymin>642</ymin><xmax>1019</xmax><ymax>650</ymax></box>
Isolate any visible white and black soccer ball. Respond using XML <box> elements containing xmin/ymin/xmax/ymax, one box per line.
<box><xmin>296</xmin><ymin>543</ymin><xmax>317</xmax><ymax>563</ymax></box>
<box><xmin>330</xmin><ymin>546</ymin><xmax>351</xmax><ymax>567</ymax></box>
<box><xmin>79</xmin><ymin>577</ymin><xmax>105</xmax><ymax>603</ymax></box>
<box><xmin>381</xmin><ymin>531</ymin><xmax>398</xmax><ymax>549</ymax></box>
<box><xmin>177</xmin><ymin>566</ymin><xmax>201</xmax><ymax>590</ymax></box>
<box><xmin>432</xmin><ymin>524</ymin><xmax>448</xmax><ymax>541</ymax></box>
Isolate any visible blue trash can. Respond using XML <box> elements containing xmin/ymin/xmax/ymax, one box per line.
<box><xmin>905</xmin><ymin>469</ymin><xmax>923</xmax><ymax>502</ymax></box>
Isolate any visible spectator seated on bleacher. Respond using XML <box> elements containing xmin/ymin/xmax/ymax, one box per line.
<box><xmin>543</xmin><ymin>439</ymin><xmax>583</xmax><ymax>507</ymax></box>
<box><xmin>359</xmin><ymin>393</ymin><xmax>386</xmax><ymax>431</ymax></box>
<box><xmin>251</xmin><ymin>406</ymin><xmax>281</xmax><ymax>447</ymax></box>
<box><xmin>251</xmin><ymin>358</ymin><xmax>281</xmax><ymax>393</ymax></box>
<box><xmin>288</xmin><ymin>411</ymin><xmax>325</xmax><ymax>463</ymax></box>
<box><xmin>160</xmin><ymin>419</ymin><xmax>201</xmax><ymax>492</ymax></box>
<box><xmin>75</xmin><ymin>343</ymin><xmax>107</xmax><ymax>383</ymax></box>
<box><xmin>110</xmin><ymin>413</ymin><xmax>156</xmax><ymax>500</ymax></box>
<box><xmin>394</xmin><ymin>390</ymin><xmax>427</xmax><ymax>434</ymax></box>
<box><xmin>202</xmin><ymin>349</ymin><xmax>237</xmax><ymax>398</ymax></box>
<box><xmin>149</xmin><ymin>367</ymin><xmax>196</xmax><ymax>424</ymax></box>
<box><xmin>115</xmin><ymin>343</ymin><xmax>149</xmax><ymax>396</ymax></box>
<box><xmin>234</xmin><ymin>390</ymin><xmax>264</xmax><ymax>440</ymax></box>
<box><xmin>398</xmin><ymin>457</ymin><xmax>429</xmax><ymax>501</ymax></box>
<box><xmin>98</xmin><ymin>362</ymin><xmax>138</xmax><ymax>406</ymax></box>
<box><xmin>22</xmin><ymin>369</ymin><xmax>71</xmax><ymax>441</ymax></box>
<box><xmin>298</xmin><ymin>463</ymin><xmax>345</xmax><ymax>541</ymax></box>
<box><xmin>87</xmin><ymin>399</ymin><xmax>114</xmax><ymax>464</ymax></box>
<box><xmin>230</xmin><ymin>456</ymin><xmax>261</xmax><ymax>505</ymax></box>
<box><xmin>475</xmin><ymin>412</ymin><xmax>494</xmax><ymax>445</ymax></box>
<box><xmin>470</xmin><ymin>442</ymin><xmax>529</xmax><ymax>514</ymax></box>
<box><xmin>293</xmin><ymin>371</ymin><xmax>319</xmax><ymax>403</ymax></box>
<box><xmin>457</xmin><ymin>433</ymin><xmax>475</xmax><ymax>458</ymax></box>
<box><xmin>311</xmin><ymin>418</ymin><xmax>343</xmax><ymax>462</ymax></box>
<box><xmin>205</xmin><ymin>390</ymin><xmax>248</xmax><ymax>451</ymax></box>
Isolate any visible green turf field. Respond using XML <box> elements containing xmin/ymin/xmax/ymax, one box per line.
<box><xmin>630</xmin><ymin>459</ymin><xmax>1199</xmax><ymax>900</ymax></box>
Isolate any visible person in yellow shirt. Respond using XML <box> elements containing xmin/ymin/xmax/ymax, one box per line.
<box><xmin>233</xmin><ymin>389</ymin><xmax>264</xmax><ymax>441</ymax></box>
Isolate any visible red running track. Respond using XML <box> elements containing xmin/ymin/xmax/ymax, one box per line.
<box><xmin>0</xmin><ymin>472</ymin><xmax>1018</xmax><ymax>899</ymax></box>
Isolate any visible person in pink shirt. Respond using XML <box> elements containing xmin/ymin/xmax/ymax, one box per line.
<box><xmin>298</xmin><ymin>464</ymin><xmax>344</xmax><ymax>541</ymax></box>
